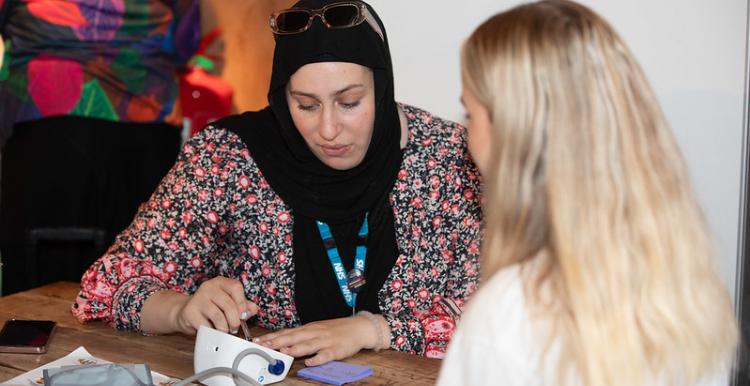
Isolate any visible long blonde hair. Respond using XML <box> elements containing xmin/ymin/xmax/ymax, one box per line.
<box><xmin>461</xmin><ymin>1</ymin><xmax>738</xmax><ymax>385</ymax></box>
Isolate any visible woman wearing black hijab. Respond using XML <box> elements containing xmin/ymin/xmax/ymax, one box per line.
<box><xmin>73</xmin><ymin>0</ymin><xmax>482</xmax><ymax>365</ymax></box>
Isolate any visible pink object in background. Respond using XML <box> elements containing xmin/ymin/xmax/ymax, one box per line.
<box><xmin>179</xmin><ymin>27</ymin><xmax>233</xmax><ymax>137</ymax></box>
<box><xmin>179</xmin><ymin>67</ymin><xmax>233</xmax><ymax>136</ymax></box>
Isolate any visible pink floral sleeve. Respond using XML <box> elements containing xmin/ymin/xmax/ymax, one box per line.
<box><xmin>72</xmin><ymin>127</ymin><xmax>247</xmax><ymax>330</ymax></box>
<box><xmin>379</xmin><ymin>105</ymin><xmax>482</xmax><ymax>357</ymax></box>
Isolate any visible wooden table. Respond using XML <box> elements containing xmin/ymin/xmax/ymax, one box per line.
<box><xmin>0</xmin><ymin>282</ymin><xmax>441</xmax><ymax>385</ymax></box>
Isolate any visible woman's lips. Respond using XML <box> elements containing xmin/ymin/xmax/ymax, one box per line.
<box><xmin>320</xmin><ymin>144</ymin><xmax>351</xmax><ymax>157</ymax></box>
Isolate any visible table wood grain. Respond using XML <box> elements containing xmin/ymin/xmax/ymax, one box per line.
<box><xmin>0</xmin><ymin>282</ymin><xmax>440</xmax><ymax>385</ymax></box>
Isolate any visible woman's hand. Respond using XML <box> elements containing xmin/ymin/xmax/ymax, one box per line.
<box><xmin>142</xmin><ymin>277</ymin><xmax>258</xmax><ymax>335</ymax></box>
<box><xmin>174</xmin><ymin>277</ymin><xmax>259</xmax><ymax>334</ymax></box>
<box><xmin>254</xmin><ymin>313</ymin><xmax>390</xmax><ymax>366</ymax></box>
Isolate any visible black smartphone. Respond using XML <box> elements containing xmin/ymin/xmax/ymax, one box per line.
<box><xmin>0</xmin><ymin>319</ymin><xmax>57</xmax><ymax>354</ymax></box>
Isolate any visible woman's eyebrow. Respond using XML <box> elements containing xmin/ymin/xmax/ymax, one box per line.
<box><xmin>288</xmin><ymin>84</ymin><xmax>366</xmax><ymax>99</ymax></box>
<box><xmin>332</xmin><ymin>84</ymin><xmax>365</xmax><ymax>97</ymax></box>
<box><xmin>288</xmin><ymin>89</ymin><xmax>318</xmax><ymax>99</ymax></box>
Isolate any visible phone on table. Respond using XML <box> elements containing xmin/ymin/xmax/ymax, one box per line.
<box><xmin>0</xmin><ymin>319</ymin><xmax>57</xmax><ymax>354</ymax></box>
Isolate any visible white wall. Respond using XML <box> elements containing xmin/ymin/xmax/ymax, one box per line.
<box><xmin>369</xmin><ymin>0</ymin><xmax>748</xmax><ymax>298</ymax></box>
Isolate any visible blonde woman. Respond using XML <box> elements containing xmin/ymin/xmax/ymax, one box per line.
<box><xmin>438</xmin><ymin>1</ymin><xmax>738</xmax><ymax>385</ymax></box>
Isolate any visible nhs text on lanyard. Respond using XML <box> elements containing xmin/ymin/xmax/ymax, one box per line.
<box><xmin>315</xmin><ymin>213</ymin><xmax>368</xmax><ymax>315</ymax></box>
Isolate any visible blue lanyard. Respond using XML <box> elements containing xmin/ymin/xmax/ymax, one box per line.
<box><xmin>315</xmin><ymin>213</ymin><xmax>369</xmax><ymax>309</ymax></box>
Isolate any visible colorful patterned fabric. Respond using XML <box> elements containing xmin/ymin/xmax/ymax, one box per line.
<box><xmin>72</xmin><ymin>104</ymin><xmax>483</xmax><ymax>358</ymax></box>
<box><xmin>0</xmin><ymin>0</ymin><xmax>191</xmax><ymax>133</ymax></box>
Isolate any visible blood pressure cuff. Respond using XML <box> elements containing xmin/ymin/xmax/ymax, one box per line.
<box><xmin>43</xmin><ymin>364</ymin><xmax>153</xmax><ymax>386</ymax></box>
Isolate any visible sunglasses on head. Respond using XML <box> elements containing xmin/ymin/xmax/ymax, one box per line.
<box><xmin>270</xmin><ymin>1</ymin><xmax>384</xmax><ymax>41</ymax></box>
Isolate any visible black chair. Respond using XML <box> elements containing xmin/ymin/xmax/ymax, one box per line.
<box><xmin>25</xmin><ymin>227</ymin><xmax>107</xmax><ymax>288</ymax></box>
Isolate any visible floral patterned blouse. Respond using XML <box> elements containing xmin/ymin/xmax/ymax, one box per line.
<box><xmin>72</xmin><ymin>104</ymin><xmax>483</xmax><ymax>358</ymax></box>
<box><xmin>0</xmin><ymin>0</ymin><xmax>193</xmax><ymax>133</ymax></box>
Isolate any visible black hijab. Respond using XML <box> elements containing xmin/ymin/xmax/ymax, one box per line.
<box><xmin>222</xmin><ymin>0</ymin><xmax>401</xmax><ymax>323</ymax></box>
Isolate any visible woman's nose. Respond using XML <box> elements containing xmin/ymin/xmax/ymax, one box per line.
<box><xmin>319</xmin><ymin>109</ymin><xmax>342</xmax><ymax>141</ymax></box>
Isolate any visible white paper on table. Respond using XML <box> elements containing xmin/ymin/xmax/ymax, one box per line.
<box><xmin>0</xmin><ymin>346</ymin><xmax>181</xmax><ymax>386</ymax></box>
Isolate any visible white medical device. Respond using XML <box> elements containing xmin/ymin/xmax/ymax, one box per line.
<box><xmin>191</xmin><ymin>326</ymin><xmax>294</xmax><ymax>386</ymax></box>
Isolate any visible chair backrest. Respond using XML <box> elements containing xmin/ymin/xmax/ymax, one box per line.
<box><xmin>26</xmin><ymin>227</ymin><xmax>107</xmax><ymax>289</ymax></box>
